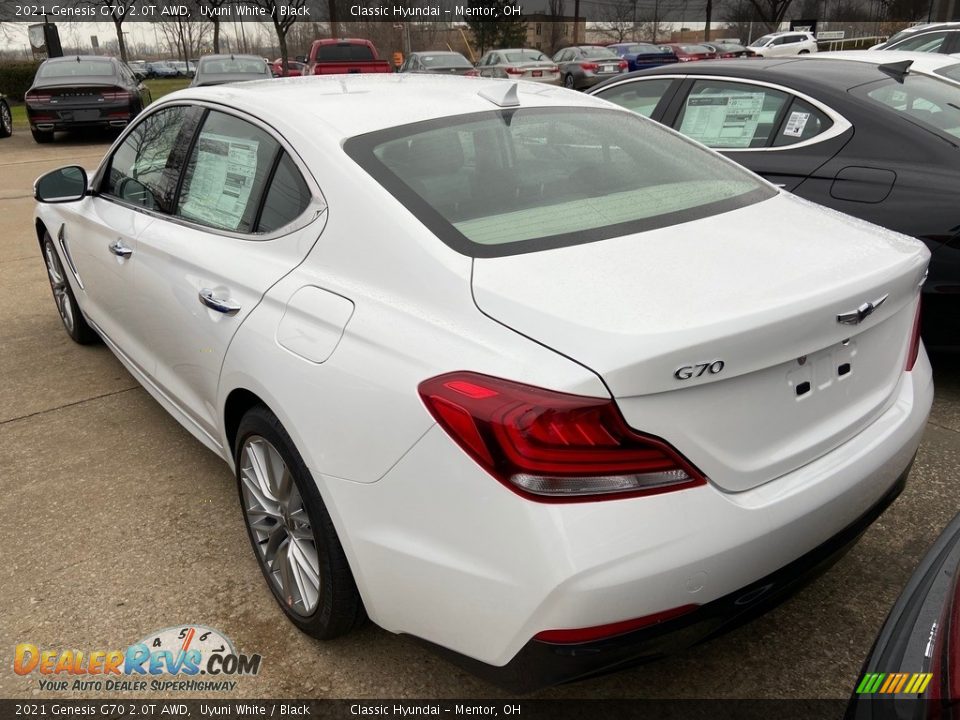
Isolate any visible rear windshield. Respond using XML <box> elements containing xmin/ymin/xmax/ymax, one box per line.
<box><xmin>852</xmin><ymin>74</ymin><xmax>960</xmax><ymax>142</ymax></box>
<box><xmin>421</xmin><ymin>53</ymin><xmax>472</xmax><ymax>68</ymax></box>
<box><xmin>678</xmin><ymin>44</ymin><xmax>711</xmax><ymax>53</ymax></box>
<box><xmin>39</xmin><ymin>60</ymin><xmax>115</xmax><ymax>78</ymax></box>
<box><xmin>315</xmin><ymin>44</ymin><xmax>375</xmax><ymax>62</ymax></box>
<box><xmin>199</xmin><ymin>58</ymin><xmax>267</xmax><ymax>75</ymax></box>
<box><xmin>583</xmin><ymin>47</ymin><xmax>619</xmax><ymax>58</ymax></box>
<box><xmin>345</xmin><ymin>108</ymin><xmax>773</xmax><ymax>257</ymax></box>
<box><xmin>503</xmin><ymin>50</ymin><xmax>548</xmax><ymax>62</ymax></box>
<box><xmin>626</xmin><ymin>44</ymin><xmax>666</xmax><ymax>54</ymax></box>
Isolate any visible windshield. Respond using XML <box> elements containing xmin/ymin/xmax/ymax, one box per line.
<box><xmin>503</xmin><ymin>50</ymin><xmax>547</xmax><ymax>62</ymax></box>
<box><xmin>39</xmin><ymin>60</ymin><xmax>115</xmax><ymax>78</ymax></box>
<box><xmin>854</xmin><ymin>74</ymin><xmax>960</xmax><ymax>141</ymax></box>
<box><xmin>421</xmin><ymin>53</ymin><xmax>472</xmax><ymax>68</ymax></box>
<box><xmin>749</xmin><ymin>35</ymin><xmax>775</xmax><ymax>47</ymax></box>
<box><xmin>345</xmin><ymin>108</ymin><xmax>773</xmax><ymax>257</ymax></box>
<box><xmin>199</xmin><ymin>58</ymin><xmax>267</xmax><ymax>75</ymax></box>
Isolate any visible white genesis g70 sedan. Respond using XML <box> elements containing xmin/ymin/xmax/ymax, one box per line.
<box><xmin>33</xmin><ymin>74</ymin><xmax>933</xmax><ymax>690</ymax></box>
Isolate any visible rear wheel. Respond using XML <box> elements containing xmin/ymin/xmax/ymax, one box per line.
<box><xmin>564</xmin><ymin>74</ymin><xmax>576</xmax><ymax>89</ymax></box>
<box><xmin>42</xmin><ymin>233</ymin><xmax>98</xmax><ymax>344</ymax></box>
<box><xmin>0</xmin><ymin>99</ymin><xmax>12</xmax><ymax>138</ymax></box>
<box><xmin>32</xmin><ymin>127</ymin><xmax>54</xmax><ymax>143</ymax></box>
<box><xmin>236</xmin><ymin>405</ymin><xmax>364</xmax><ymax>639</ymax></box>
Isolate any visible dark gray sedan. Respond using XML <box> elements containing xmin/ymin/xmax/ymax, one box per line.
<box><xmin>191</xmin><ymin>55</ymin><xmax>274</xmax><ymax>87</ymax></box>
<box><xmin>399</xmin><ymin>51</ymin><xmax>474</xmax><ymax>75</ymax></box>
<box><xmin>552</xmin><ymin>46</ymin><xmax>627</xmax><ymax>89</ymax></box>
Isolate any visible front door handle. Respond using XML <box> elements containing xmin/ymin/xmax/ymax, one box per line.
<box><xmin>108</xmin><ymin>239</ymin><xmax>133</xmax><ymax>257</ymax></box>
<box><xmin>199</xmin><ymin>288</ymin><xmax>241</xmax><ymax>315</ymax></box>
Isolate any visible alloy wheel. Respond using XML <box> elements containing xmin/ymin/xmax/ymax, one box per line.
<box><xmin>239</xmin><ymin>435</ymin><xmax>321</xmax><ymax>616</ymax></box>
<box><xmin>0</xmin><ymin>103</ymin><xmax>11</xmax><ymax>135</ymax></box>
<box><xmin>44</xmin><ymin>243</ymin><xmax>74</xmax><ymax>334</ymax></box>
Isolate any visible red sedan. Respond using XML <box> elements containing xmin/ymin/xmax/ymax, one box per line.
<box><xmin>660</xmin><ymin>43</ymin><xmax>718</xmax><ymax>62</ymax></box>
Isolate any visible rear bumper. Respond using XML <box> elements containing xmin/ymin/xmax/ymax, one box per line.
<box><xmin>318</xmin><ymin>352</ymin><xmax>932</xmax><ymax>686</ymax></box>
<box><xmin>28</xmin><ymin>106</ymin><xmax>133</xmax><ymax>131</ymax></box>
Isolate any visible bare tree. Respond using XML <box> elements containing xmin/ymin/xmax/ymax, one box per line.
<box><xmin>82</xmin><ymin>0</ymin><xmax>138</xmax><ymax>61</ymax></box>
<box><xmin>237</xmin><ymin>0</ymin><xmax>306</xmax><ymax>73</ymax></box>
<box><xmin>744</xmin><ymin>0</ymin><xmax>796</xmax><ymax>31</ymax></box>
<box><xmin>595</xmin><ymin>0</ymin><xmax>643</xmax><ymax>42</ymax></box>
<box><xmin>195</xmin><ymin>0</ymin><xmax>231</xmax><ymax>52</ymax></box>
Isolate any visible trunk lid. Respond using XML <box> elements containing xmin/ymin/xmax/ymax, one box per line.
<box><xmin>471</xmin><ymin>193</ymin><xmax>928</xmax><ymax>492</ymax></box>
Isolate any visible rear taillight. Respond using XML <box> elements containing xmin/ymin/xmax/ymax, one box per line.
<box><xmin>906</xmin><ymin>298</ymin><xmax>922</xmax><ymax>371</ymax></box>
<box><xmin>26</xmin><ymin>91</ymin><xmax>52</xmax><ymax>105</ymax></box>
<box><xmin>504</xmin><ymin>66</ymin><xmax>524</xmax><ymax>76</ymax></box>
<box><xmin>618</xmin><ymin>60</ymin><xmax>628</xmax><ymax>70</ymax></box>
<box><xmin>535</xmin><ymin>604</ymin><xmax>699</xmax><ymax>644</ymax></box>
<box><xmin>548</xmin><ymin>65</ymin><xmax>559</xmax><ymax>73</ymax></box>
<box><xmin>581</xmin><ymin>62</ymin><xmax>599</xmax><ymax>71</ymax></box>
<box><xmin>418</xmin><ymin>372</ymin><xmax>706</xmax><ymax>502</ymax></box>
<box><xmin>465</xmin><ymin>69</ymin><xmax>479</xmax><ymax>77</ymax></box>
<box><xmin>101</xmin><ymin>89</ymin><xmax>131</xmax><ymax>102</ymax></box>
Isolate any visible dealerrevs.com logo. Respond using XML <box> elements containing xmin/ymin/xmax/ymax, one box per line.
<box><xmin>13</xmin><ymin>625</ymin><xmax>262</xmax><ymax>692</ymax></box>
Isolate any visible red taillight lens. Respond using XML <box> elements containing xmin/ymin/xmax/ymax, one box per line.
<box><xmin>906</xmin><ymin>298</ymin><xmax>922</xmax><ymax>371</ymax></box>
<box><xmin>618</xmin><ymin>60</ymin><xmax>628</xmax><ymax>70</ymax></box>
<box><xmin>26</xmin><ymin>91</ymin><xmax>52</xmax><ymax>105</ymax></box>
<box><xmin>581</xmin><ymin>62</ymin><xmax>599</xmax><ymax>71</ymax></box>
<box><xmin>418</xmin><ymin>372</ymin><xmax>706</xmax><ymax>502</ymax></box>
<box><xmin>101</xmin><ymin>89</ymin><xmax>131</xmax><ymax>102</ymax></box>
<box><xmin>504</xmin><ymin>66</ymin><xmax>524</xmax><ymax>75</ymax></box>
<box><xmin>534</xmin><ymin>604</ymin><xmax>699</xmax><ymax>644</ymax></box>
<box><xmin>465</xmin><ymin>69</ymin><xmax>479</xmax><ymax>77</ymax></box>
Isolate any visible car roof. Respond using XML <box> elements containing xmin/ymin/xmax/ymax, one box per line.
<box><xmin>161</xmin><ymin>74</ymin><xmax>615</xmax><ymax>141</ymax></box>
<box><xmin>815</xmin><ymin>49</ymin><xmax>960</xmax><ymax>74</ymax></box>
<box><xmin>43</xmin><ymin>55</ymin><xmax>116</xmax><ymax>64</ymax></box>
<box><xmin>198</xmin><ymin>54</ymin><xmax>265</xmax><ymax>62</ymax></box>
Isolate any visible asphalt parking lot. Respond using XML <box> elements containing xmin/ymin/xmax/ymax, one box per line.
<box><xmin>1</xmin><ymin>128</ymin><xmax>958</xmax><ymax>700</ymax></box>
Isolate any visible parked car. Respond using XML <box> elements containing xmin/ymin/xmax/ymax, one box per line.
<box><xmin>869</xmin><ymin>21</ymin><xmax>960</xmax><ymax>53</ymax></box>
<box><xmin>702</xmin><ymin>41</ymin><xmax>752</xmax><ymax>58</ymax></box>
<box><xmin>145</xmin><ymin>61</ymin><xmax>179</xmax><ymax>79</ymax></box>
<box><xmin>191</xmin><ymin>55</ymin><xmax>274</xmax><ymax>87</ymax></box>
<box><xmin>0</xmin><ymin>94</ymin><xmax>12</xmax><ymax>138</ymax></box>
<box><xmin>305</xmin><ymin>38</ymin><xmax>392</xmax><ymax>75</ymax></box>
<box><xmin>127</xmin><ymin>60</ymin><xmax>148</xmax><ymax>80</ymax></box>
<box><xmin>820</xmin><ymin>49</ymin><xmax>960</xmax><ymax>84</ymax></box>
<box><xmin>398</xmin><ymin>51</ymin><xmax>474</xmax><ymax>75</ymax></box>
<box><xmin>747</xmin><ymin>31</ymin><xmax>819</xmax><ymax>57</ymax></box>
<box><xmin>169</xmin><ymin>60</ymin><xmax>196</xmax><ymax>78</ymax></box>
<box><xmin>552</xmin><ymin>45</ymin><xmax>627</xmax><ymax>89</ymax></box>
<box><xmin>607</xmin><ymin>42</ymin><xmax>678</xmax><ymax>71</ymax></box>
<box><xmin>661</xmin><ymin>43</ymin><xmax>719</xmax><ymax>62</ymax></box>
<box><xmin>847</xmin><ymin>512</ymin><xmax>960</xmax><ymax>715</ymax></box>
<box><xmin>589</xmin><ymin>56</ymin><xmax>959</xmax><ymax>349</ymax></box>
<box><xmin>474</xmin><ymin>48</ymin><xmax>560</xmax><ymax>83</ymax></box>
<box><xmin>33</xmin><ymin>73</ymin><xmax>931</xmax><ymax>690</ymax></box>
<box><xmin>270</xmin><ymin>58</ymin><xmax>306</xmax><ymax>77</ymax></box>
<box><xmin>25</xmin><ymin>56</ymin><xmax>152</xmax><ymax>143</ymax></box>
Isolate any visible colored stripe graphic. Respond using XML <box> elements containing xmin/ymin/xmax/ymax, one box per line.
<box><xmin>856</xmin><ymin>672</ymin><xmax>932</xmax><ymax>695</ymax></box>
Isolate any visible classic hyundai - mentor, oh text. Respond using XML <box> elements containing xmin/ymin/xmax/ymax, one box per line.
<box><xmin>33</xmin><ymin>74</ymin><xmax>933</xmax><ymax>690</ymax></box>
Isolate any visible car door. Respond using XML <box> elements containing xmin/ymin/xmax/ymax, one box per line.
<box><xmin>129</xmin><ymin>107</ymin><xmax>326</xmax><ymax>442</ymax></box>
<box><xmin>661</xmin><ymin>78</ymin><xmax>853</xmax><ymax>190</ymax></box>
<box><xmin>63</xmin><ymin>104</ymin><xmax>195</xmax><ymax>365</ymax></box>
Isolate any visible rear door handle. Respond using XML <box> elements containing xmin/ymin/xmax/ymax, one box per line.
<box><xmin>199</xmin><ymin>288</ymin><xmax>241</xmax><ymax>315</ymax></box>
<box><xmin>108</xmin><ymin>240</ymin><xmax>133</xmax><ymax>257</ymax></box>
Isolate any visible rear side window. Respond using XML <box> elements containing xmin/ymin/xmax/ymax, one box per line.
<box><xmin>675</xmin><ymin>80</ymin><xmax>789</xmax><ymax>148</ymax></box>
<box><xmin>103</xmin><ymin>105</ymin><xmax>192</xmax><ymax>212</ymax></box>
<box><xmin>594</xmin><ymin>78</ymin><xmax>674</xmax><ymax>117</ymax></box>
<box><xmin>175</xmin><ymin>111</ymin><xmax>279</xmax><ymax>232</ymax></box>
<box><xmin>773</xmin><ymin>98</ymin><xmax>833</xmax><ymax>146</ymax></box>
<box><xmin>345</xmin><ymin>107</ymin><xmax>773</xmax><ymax>257</ymax></box>
<box><xmin>257</xmin><ymin>153</ymin><xmax>312</xmax><ymax>233</ymax></box>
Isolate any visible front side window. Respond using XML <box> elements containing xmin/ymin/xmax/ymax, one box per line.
<box><xmin>749</xmin><ymin>35</ymin><xmax>774</xmax><ymax>48</ymax></box>
<box><xmin>102</xmin><ymin>105</ymin><xmax>193</xmax><ymax>211</ymax></box>
<box><xmin>891</xmin><ymin>31</ymin><xmax>948</xmax><ymax>52</ymax></box>
<box><xmin>674</xmin><ymin>80</ymin><xmax>789</xmax><ymax>148</ymax></box>
<box><xmin>345</xmin><ymin>108</ymin><xmax>773</xmax><ymax>257</ymax></box>
<box><xmin>594</xmin><ymin>78</ymin><xmax>674</xmax><ymax>117</ymax></box>
<box><xmin>854</xmin><ymin>74</ymin><xmax>960</xmax><ymax>140</ymax></box>
<box><xmin>175</xmin><ymin>111</ymin><xmax>279</xmax><ymax>232</ymax></box>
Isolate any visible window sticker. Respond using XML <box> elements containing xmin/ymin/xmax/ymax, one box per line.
<box><xmin>180</xmin><ymin>132</ymin><xmax>260</xmax><ymax>230</ymax></box>
<box><xmin>679</xmin><ymin>93</ymin><xmax>765</xmax><ymax>148</ymax></box>
<box><xmin>783</xmin><ymin>111</ymin><xmax>811</xmax><ymax>137</ymax></box>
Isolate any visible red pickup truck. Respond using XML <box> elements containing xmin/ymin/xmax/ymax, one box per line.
<box><xmin>306</xmin><ymin>39</ymin><xmax>393</xmax><ymax>75</ymax></box>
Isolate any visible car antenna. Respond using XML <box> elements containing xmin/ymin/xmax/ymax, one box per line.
<box><xmin>478</xmin><ymin>82</ymin><xmax>520</xmax><ymax>108</ymax></box>
<box><xmin>878</xmin><ymin>59</ymin><xmax>912</xmax><ymax>83</ymax></box>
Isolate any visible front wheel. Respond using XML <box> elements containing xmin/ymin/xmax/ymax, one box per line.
<box><xmin>42</xmin><ymin>234</ymin><xmax>98</xmax><ymax>344</ymax></box>
<box><xmin>236</xmin><ymin>405</ymin><xmax>364</xmax><ymax>640</ymax></box>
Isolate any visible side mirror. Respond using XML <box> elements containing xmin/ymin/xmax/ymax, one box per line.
<box><xmin>35</xmin><ymin>166</ymin><xmax>88</xmax><ymax>203</ymax></box>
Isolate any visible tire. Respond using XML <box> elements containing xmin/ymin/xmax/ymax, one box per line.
<box><xmin>32</xmin><ymin>127</ymin><xmax>54</xmax><ymax>143</ymax></box>
<box><xmin>799</xmin><ymin>49</ymin><xmax>810</xmax><ymax>54</ymax></box>
<box><xmin>0</xmin><ymin>99</ymin><xmax>12</xmax><ymax>138</ymax></box>
<box><xmin>236</xmin><ymin>405</ymin><xmax>364</xmax><ymax>640</ymax></box>
<box><xmin>564</xmin><ymin>74</ymin><xmax>576</xmax><ymax>89</ymax></box>
<box><xmin>42</xmin><ymin>233</ymin><xmax>98</xmax><ymax>344</ymax></box>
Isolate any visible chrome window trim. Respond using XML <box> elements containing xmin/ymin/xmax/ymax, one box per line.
<box><xmin>91</xmin><ymin>98</ymin><xmax>327</xmax><ymax>242</ymax></box>
<box><xmin>593</xmin><ymin>73</ymin><xmax>853</xmax><ymax>152</ymax></box>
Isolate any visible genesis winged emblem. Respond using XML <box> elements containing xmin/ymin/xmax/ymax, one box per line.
<box><xmin>837</xmin><ymin>294</ymin><xmax>888</xmax><ymax>325</ymax></box>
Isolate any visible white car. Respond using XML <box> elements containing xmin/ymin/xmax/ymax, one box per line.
<box><xmin>748</xmin><ymin>31</ymin><xmax>819</xmax><ymax>57</ymax></box>
<box><xmin>814</xmin><ymin>49</ymin><xmax>960</xmax><ymax>84</ymax></box>
<box><xmin>869</xmin><ymin>22</ymin><xmax>960</xmax><ymax>53</ymax></box>
<box><xmin>33</xmin><ymin>74</ymin><xmax>932</xmax><ymax>689</ymax></box>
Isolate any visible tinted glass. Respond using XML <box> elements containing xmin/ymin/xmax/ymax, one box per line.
<box><xmin>316</xmin><ymin>44</ymin><xmax>375</xmax><ymax>61</ymax></box>
<box><xmin>934</xmin><ymin>63</ymin><xmax>960</xmax><ymax>81</ymax></box>
<box><xmin>891</xmin><ymin>31</ymin><xmax>948</xmax><ymax>51</ymax></box>
<box><xmin>583</xmin><ymin>47</ymin><xmax>618</xmax><ymax>58</ymax></box>
<box><xmin>176</xmin><ymin>111</ymin><xmax>279</xmax><ymax>232</ymax></box>
<box><xmin>39</xmin><ymin>60</ymin><xmax>115</xmax><ymax>78</ymax></box>
<box><xmin>103</xmin><ymin>105</ymin><xmax>190</xmax><ymax>212</ymax></box>
<box><xmin>257</xmin><ymin>153</ymin><xmax>312</xmax><ymax>233</ymax></box>
<box><xmin>503</xmin><ymin>50</ymin><xmax>547</xmax><ymax>62</ymax></box>
<box><xmin>594</xmin><ymin>78</ymin><xmax>674</xmax><ymax>117</ymax></box>
<box><xmin>855</xmin><ymin>75</ymin><xmax>960</xmax><ymax>140</ymax></box>
<box><xmin>772</xmin><ymin>98</ymin><xmax>833</xmax><ymax>146</ymax></box>
<box><xmin>750</xmin><ymin>35</ymin><xmax>775</xmax><ymax>47</ymax></box>
<box><xmin>199</xmin><ymin>57</ymin><xmax>267</xmax><ymax>75</ymax></box>
<box><xmin>675</xmin><ymin>80</ymin><xmax>789</xmax><ymax>148</ymax></box>
<box><xmin>346</xmin><ymin>108</ymin><xmax>772</xmax><ymax>256</ymax></box>
<box><xmin>420</xmin><ymin>53</ymin><xmax>472</xmax><ymax>68</ymax></box>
